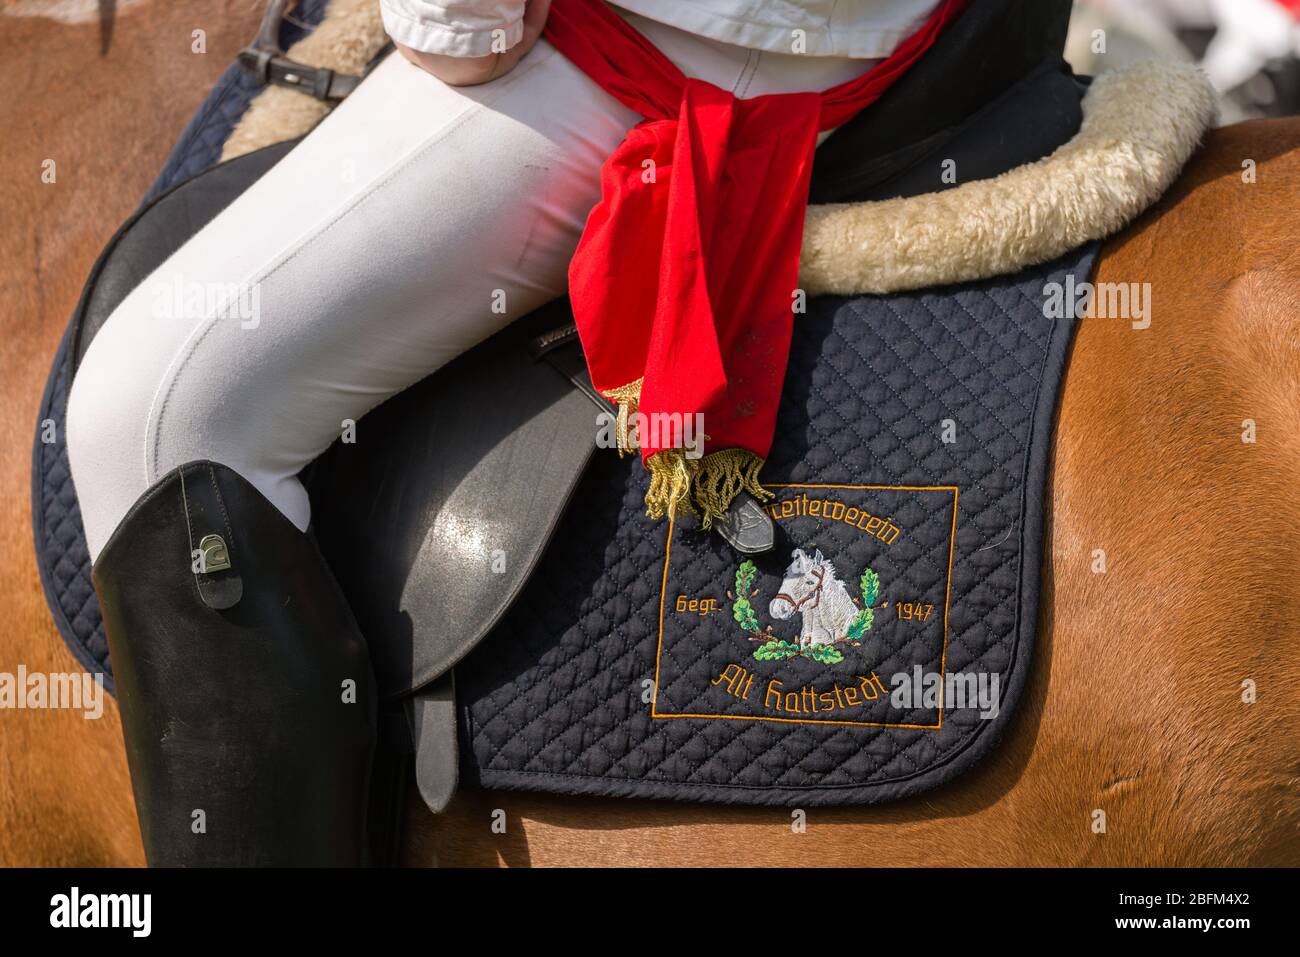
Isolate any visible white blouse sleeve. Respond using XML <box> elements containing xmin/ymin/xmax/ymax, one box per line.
<box><xmin>380</xmin><ymin>1</ymin><xmax>527</xmax><ymax>57</ymax></box>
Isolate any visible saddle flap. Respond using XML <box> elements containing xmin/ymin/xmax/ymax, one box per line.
<box><xmin>309</xmin><ymin>305</ymin><xmax>600</xmax><ymax>701</ymax></box>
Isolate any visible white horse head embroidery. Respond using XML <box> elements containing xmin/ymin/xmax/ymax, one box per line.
<box><xmin>768</xmin><ymin>548</ymin><xmax>861</xmax><ymax>649</ymax></box>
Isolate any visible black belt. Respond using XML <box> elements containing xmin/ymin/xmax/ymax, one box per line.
<box><xmin>238</xmin><ymin>46</ymin><xmax>363</xmax><ymax>102</ymax></box>
<box><xmin>238</xmin><ymin>0</ymin><xmax>389</xmax><ymax>103</ymax></box>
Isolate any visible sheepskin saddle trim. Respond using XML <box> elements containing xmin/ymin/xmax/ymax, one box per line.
<box><xmin>800</xmin><ymin>59</ymin><xmax>1218</xmax><ymax>295</ymax></box>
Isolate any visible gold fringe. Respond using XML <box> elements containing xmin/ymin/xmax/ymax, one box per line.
<box><xmin>692</xmin><ymin>448</ymin><xmax>775</xmax><ymax>527</ymax></box>
<box><xmin>604</xmin><ymin>378</ymin><xmax>774</xmax><ymax>529</ymax></box>
<box><xmin>644</xmin><ymin>447</ymin><xmax>774</xmax><ymax>529</ymax></box>
<box><xmin>645</xmin><ymin>450</ymin><xmax>699</xmax><ymax>521</ymax></box>
<box><xmin>601</xmin><ymin>378</ymin><xmax>643</xmax><ymax>457</ymax></box>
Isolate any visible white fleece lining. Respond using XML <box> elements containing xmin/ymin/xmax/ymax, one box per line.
<box><xmin>799</xmin><ymin>59</ymin><xmax>1219</xmax><ymax>295</ymax></box>
<box><xmin>222</xmin><ymin>1</ymin><xmax>1218</xmax><ymax>295</ymax></box>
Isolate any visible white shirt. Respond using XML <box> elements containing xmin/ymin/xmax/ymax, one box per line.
<box><xmin>380</xmin><ymin>0</ymin><xmax>944</xmax><ymax>59</ymax></box>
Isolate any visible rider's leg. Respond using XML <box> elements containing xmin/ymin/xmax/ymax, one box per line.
<box><xmin>68</xmin><ymin>24</ymin><xmax>869</xmax><ymax>563</ymax></box>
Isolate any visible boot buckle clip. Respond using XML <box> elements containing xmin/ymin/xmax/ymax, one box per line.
<box><xmin>198</xmin><ymin>534</ymin><xmax>232</xmax><ymax>573</ymax></box>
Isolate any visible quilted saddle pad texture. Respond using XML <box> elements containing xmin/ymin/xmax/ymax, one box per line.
<box><xmin>456</xmin><ymin>245</ymin><xmax>1099</xmax><ymax>805</ymax></box>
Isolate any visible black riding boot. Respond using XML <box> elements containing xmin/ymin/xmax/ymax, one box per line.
<box><xmin>92</xmin><ymin>460</ymin><xmax>377</xmax><ymax>866</ymax></box>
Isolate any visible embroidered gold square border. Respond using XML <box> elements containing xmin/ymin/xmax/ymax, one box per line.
<box><xmin>651</xmin><ymin>484</ymin><xmax>960</xmax><ymax>730</ymax></box>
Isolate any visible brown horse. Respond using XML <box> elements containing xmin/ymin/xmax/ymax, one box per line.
<box><xmin>2</xmin><ymin>3</ymin><xmax>1297</xmax><ymax>867</ymax></box>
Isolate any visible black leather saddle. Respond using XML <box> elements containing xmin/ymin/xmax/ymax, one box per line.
<box><xmin>38</xmin><ymin>0</ymin><xmax>1081</xmax><ymax>820</ymax></box>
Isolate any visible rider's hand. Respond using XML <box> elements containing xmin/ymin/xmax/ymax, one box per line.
<box><xmin>395</xmin><ymin>0</ymin><xmax>551</xmax><ymax>87</ymax></box>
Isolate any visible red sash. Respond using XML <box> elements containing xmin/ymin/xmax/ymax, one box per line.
<box><xmin>544</xmin><ymin>0</ymin><xmax>969</xmax><ymax>524</ymax></box>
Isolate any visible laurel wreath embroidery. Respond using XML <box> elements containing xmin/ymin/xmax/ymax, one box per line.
<box><xmin>727</xmin><ymin>560</ymin><xmax>881</xmax><ymax>667</ymax></box>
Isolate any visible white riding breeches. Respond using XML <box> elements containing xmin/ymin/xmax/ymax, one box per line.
<box><xmin>67</xmin><ymin>12</ymin><xmax>872</xmax><ymax>562</ymax></box>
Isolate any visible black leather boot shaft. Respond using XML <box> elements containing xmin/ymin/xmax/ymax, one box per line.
<box><xmin>92</xmin><ymin>461</ymin><xmax>377</xmax><ymax>866</ymax></box>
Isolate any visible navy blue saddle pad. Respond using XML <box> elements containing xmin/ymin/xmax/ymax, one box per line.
<box><xmin>33</xmin><ymin>0</ymin><xmax>1098</xmax><ymax>805</ymax></box>
<box><xmin>453</xmin><ymin>246</ymin><xmax>1096</xmax><ymax>805</ymax></box>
